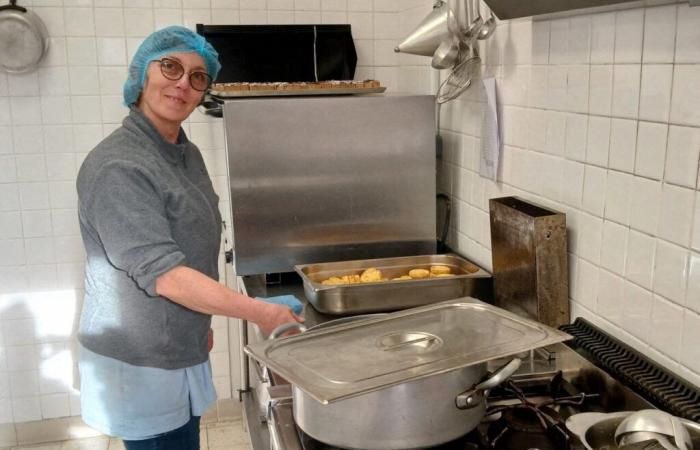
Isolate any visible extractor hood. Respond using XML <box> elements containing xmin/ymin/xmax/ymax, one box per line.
<box><xmin>484</xmin><ymin>0</ymin><xmax>689</xmax><ymax>20</ymax></box>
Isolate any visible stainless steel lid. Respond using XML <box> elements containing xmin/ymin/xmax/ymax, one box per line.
<box><xmin>244</xmin><ymin>297</ymin><xmax>571</xmax><ymax>404</ymax></box>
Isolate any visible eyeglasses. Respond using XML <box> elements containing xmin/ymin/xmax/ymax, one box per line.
<box><xmin>153</xmin><ymin>58</ymin><xmax>212</xmax><ymax>92</ymax></box>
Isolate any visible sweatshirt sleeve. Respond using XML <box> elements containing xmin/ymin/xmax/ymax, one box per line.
<box><xmin>79</xmin><ymin>159</ymin><xmax>186</xmax><ymax>297</ymax></box>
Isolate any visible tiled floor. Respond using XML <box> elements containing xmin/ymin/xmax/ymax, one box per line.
<box><xmin>5</xmin><ymin>420</ymin><xmax>251</xmax><ymax>450</ymax></box>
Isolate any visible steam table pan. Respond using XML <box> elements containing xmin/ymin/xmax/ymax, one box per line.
<box><xmin>294</xmin><ymin>254</ymin><xmax>491</xmax><ymax>315</ymax></box>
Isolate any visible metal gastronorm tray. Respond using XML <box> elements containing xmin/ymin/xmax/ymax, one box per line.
<box><xmin>210</xmin><ymin>86</ymin><xmax>386</xmax><ymax>98</ymax></box>
<box><xmin>294</xmin><ymin>254</ymin><xmax>491</xmax><ymax>315</ymax></box>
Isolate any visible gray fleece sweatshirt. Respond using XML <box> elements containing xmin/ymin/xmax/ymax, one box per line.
<box><xmin>77</xmin><ymin>107</ymin><xmax>222</xmax><ymax>369</ymax></box>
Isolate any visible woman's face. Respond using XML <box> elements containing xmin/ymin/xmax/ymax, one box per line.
<box><xmin>138</xmin><ymin>52</ymin><xmax>207</xmax><ymax>129</ymax></box>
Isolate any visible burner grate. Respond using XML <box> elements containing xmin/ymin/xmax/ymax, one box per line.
<box><xmin>560</xmin><ymin>318</ymin><xmax>700</xmax><ymax>422</ymax></box>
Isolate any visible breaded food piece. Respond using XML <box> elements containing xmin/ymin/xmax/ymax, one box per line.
<box><xmin>341</xmin><ymin>274</ymin><xmax>362</xmax><ymax>284</ymax></box>
<box><xmin>360</xmin><ymin>268</ymin><xmax>383</xmax><ymax>283</ymax></box>
<box><xmin>408</xmin><ymin>268</ymin><xmax>430</xmax><ymax>279</ymax></box>
<box><xmin>392</xmin><ymin>275</ymin><xmax>413</xmax><ymax>281</ymax></box>
<box><xmin>432</xmin><ymin>273</ymin><xmax>455</xmax><ymax>278</ymax></box>
<box><xmin>430</xmin><ymin>265</ymin><xmax>451</xmax><ymax>275</ymax></box>
<box><xmin>321</xmin><ymin>276</ymin><xmax>346</xmax><ymax>285</ymax></box>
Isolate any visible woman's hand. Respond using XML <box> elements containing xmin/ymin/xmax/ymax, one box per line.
<box><xmin>254</xmin><ymin>302</ymin><xmax>304</xmax><ymax>337</ymax></box>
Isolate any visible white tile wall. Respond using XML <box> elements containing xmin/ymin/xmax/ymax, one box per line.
<box><xmin>612</xmin><ymin>64</ymin><xmax>641</xmax><ymax>119</ymax></box>
<box><xmin>643</xmin><ymin>5</ymin><xmax>677</xmax><ymax>64</ymax></box>
<box><xmin>588</xmin><ymin>65</ymin><xmax>612</xmax><ymax>116</ymax></box>
<box><xmin>609</xmin><ymin>118</ymin><xmax>637</xmax><ymax>173</ymax></box>
<box><xmin>605</xmin><ymin>170</ymin><xmax>632</xmax><ymax>224</ymax></box>
<box><xmin>666</xmin><ymin>125</ymin><xmax>700</xmax><ymax>188</ymax></box>
<box><xmin>670</xmin><ymin>65</ymin><xmax>700</xmax><ymax>127</ymax></box>
<box><xmin>398</xmin><ymin>1</ymin><xmax>700</xmax><ymax>389</ymax></box>
<box><xmin>635</xmin><ymin>122</ymin><xmax>667</xmax><ymax>180</ymax></box>
<box><xmin>614</xmin><ymin>9</ymin><xmax>644</xmax><ymax>63</ymax></box>
<box><xmin>638</xmin><ymin>64</ymin><xmax>673</xmax><ymax>123</ymax></box>
<box><xmin>687</xmin><ymin>254</ymin><xmax>700</xmax><ymax>313</ymax></box>
<box><xmin>675</xmin><ymin>4</ymin><xmax>700</xmax><ymax>63</ymax></box>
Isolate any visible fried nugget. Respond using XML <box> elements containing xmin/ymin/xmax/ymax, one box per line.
<box><xmin>392</xmin><ymin>275</ymin><xmax>413</xmax><ymax>281</ymax></box>
<box><xmin>430</xmin><ymin>265</ymin><xmax>451</xmax><ymax>275</ymax></box>
<box><xmin>321</xmin><ymin>276</ymin><xmax>347</xmax><ymax>285</ymax></box>
<box><xmin>360</xmin><ymin>268</ymin><xmax>383</xmax><ymax>283</ymax></box>
<box><xmin>408</xmin><ymin>268</ymin><xmax>430</xmax><ymax>279</ymax></box>
<box><xmin>341</xmin><ymin>274</ymin><xmax>362</xmax><ymax>284</ymax></box>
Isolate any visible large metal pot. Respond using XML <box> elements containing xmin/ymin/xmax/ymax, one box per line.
<box><xmin>270</xmin><ymin>319</ymin><xmax>521</xmax><ymax>450</ymax></box>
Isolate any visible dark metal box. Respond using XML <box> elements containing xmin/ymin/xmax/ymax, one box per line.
<box><xmin>489</xmin><ymin>196</ymin><xmax>569</xmax><ymax>328</ymax></box>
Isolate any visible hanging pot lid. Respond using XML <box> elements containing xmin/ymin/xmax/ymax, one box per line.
<box><xmin>0</xmin><ymin>0</ymin><xmax>50</xmax><ymax>74</ymax></box>
<box><xmin>245</xmin><ymin>297</ymin><xmax>571</xmax><ymax>404</ymax></box>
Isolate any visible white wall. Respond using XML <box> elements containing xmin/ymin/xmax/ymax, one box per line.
<box><xmin>0</xmin><ymin>0</ymin><xmax>402</xmax><ymax>437</ymax></box>
<box><xmin>398</xmin><ymin>1</ymin><xmax>700</xmax><ymax>387</ymax></box>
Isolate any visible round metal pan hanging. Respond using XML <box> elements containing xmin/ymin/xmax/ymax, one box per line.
<box><xmin>0</xmin><ymin>0</ymin><xmax>50</xmax><ymax>74</ymax></box>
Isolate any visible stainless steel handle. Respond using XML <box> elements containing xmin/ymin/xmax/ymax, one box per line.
<box><xmin>269</xmin><ymin>322</ymin><xmax>307</xmax><ymax>339</ymax></box>
<box><xmin>455</xmin><ymin>358</ymin><xmax>522</xmax><ymax>409</ymax></box>
<box><xmin>475</xmin><ymin>358</ymin><xmax>522</xmax><ymax>390</ymax></box>
<box><xmin>382</xmin><ymin>335</ymin><xmax>438</xmax><ymax>351</ymax></box>
<box><xmin>238</xmin><ymin>318</ymin><xmax>250</xmax><ymax>399</ymax></box>
<box><xmin>251</xmin><ymin>358</ymin><xmax>269</xmax><ymax>384</ymax></box>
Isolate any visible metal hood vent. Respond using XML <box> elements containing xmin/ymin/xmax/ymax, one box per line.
<box><xmin>484</xmin><ymin>0</ymin><xmax>690</xmax><ymax>20</ymax></box>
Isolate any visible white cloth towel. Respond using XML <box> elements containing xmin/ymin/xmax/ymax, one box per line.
<box><xmin>480</xmin><ymin>76</ymin><xmax>501</xmax><ymax>181</ymax></box>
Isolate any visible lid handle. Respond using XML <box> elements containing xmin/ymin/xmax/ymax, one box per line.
<box><xmin>268</xmin><ymin>322</ymin><xmax>307</xmax><ymax>339</ymax></box>
<box><xmin>455</xmin><ymin>358</ymin><xmax>522</xmax><ymax>409</ymax></box>
<box><xmin>381</xmin><ymin>335</ymin><xmax>438</xmax><ymax>351</ymax></box>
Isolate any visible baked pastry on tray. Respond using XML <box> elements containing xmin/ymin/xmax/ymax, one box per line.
<box><xmin>211</xmin><ymin>79</ymin><xmax>382</xmax><ymax>92</ymax></box>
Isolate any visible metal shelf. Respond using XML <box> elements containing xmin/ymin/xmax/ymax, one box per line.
<box><xmin>484</xmin><ymin>0</ymin><xmax>688</xmax><ymax>20</ymax></box>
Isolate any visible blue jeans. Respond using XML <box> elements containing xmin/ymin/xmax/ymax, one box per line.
<box><xmin>123</xmin><ymin>416</ymin><xmax>201</xmax><ymax>450</ymax></box>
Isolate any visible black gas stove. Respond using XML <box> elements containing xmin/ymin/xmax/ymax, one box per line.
<box><xmin>265</xmin><ymin>318</ymin><xmax>700</xmax><ymax>450</ymax></box>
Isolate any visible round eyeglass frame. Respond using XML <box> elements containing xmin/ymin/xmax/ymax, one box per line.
<box><xmin>153</xmin><ymin>57</ymin><xmax>212</xmax><ymax>92</ymax></box>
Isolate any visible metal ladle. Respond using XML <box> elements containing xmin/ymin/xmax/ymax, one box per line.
<box><xmin>466</xmin><ymin>0</ymin><xmax>483</xmax><ymax>39</ymax></box>
<box><xmin>431</xmin><ymin>0</ymin><xmax>462</xmax><ymax>69</ymax></box>
<box><xmin>431</xmin><ymin>33</ymin><xmax>460</xmax><ymax>69</ymax></box>
<box><xmin>477</xmin><ymin>4</ymin><xmax>496</xmax><ymax>40</ymax></box>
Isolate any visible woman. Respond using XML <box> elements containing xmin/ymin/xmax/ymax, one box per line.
<box><xmin>76</xmin><ymin>26</ymin><xmax>303</xmax><ymax>449</ymax></box>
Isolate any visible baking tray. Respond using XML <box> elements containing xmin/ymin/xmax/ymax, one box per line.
<box><xmin>294</xmin><ymin>254</ymin><xmax>491</xmax><ymax>315</ymax></box>
<box><xmin>210</xmin><ymin>86</ymin><xmax>386</xmax><ymax>98</ymax></box>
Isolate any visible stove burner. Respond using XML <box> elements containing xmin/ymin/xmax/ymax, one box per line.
<box><xmin>485</xmin><ymin>376</ymin><xmax>599</xmax><ymax>450</ymax></box>
<box><xmin>488</xmin><ymin>406</ymin><xmax>569</xmax><ymax>450</ymax></box>
<box><xmin>503</xmin><ymin>406</ymin><xmax>562</xmax><ymax>433</ymax></box>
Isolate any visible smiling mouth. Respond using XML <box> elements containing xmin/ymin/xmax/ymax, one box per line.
<box><xmin>165</xmin><ymin>95</ymin><xmax>186</xmax><ymax>105</ymax></box>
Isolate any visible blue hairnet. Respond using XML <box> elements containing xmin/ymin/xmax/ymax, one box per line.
<box><xmin>123</xmin><ymin>26</ymin><xmax>221</xmax><ymax>106</ymax></box>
